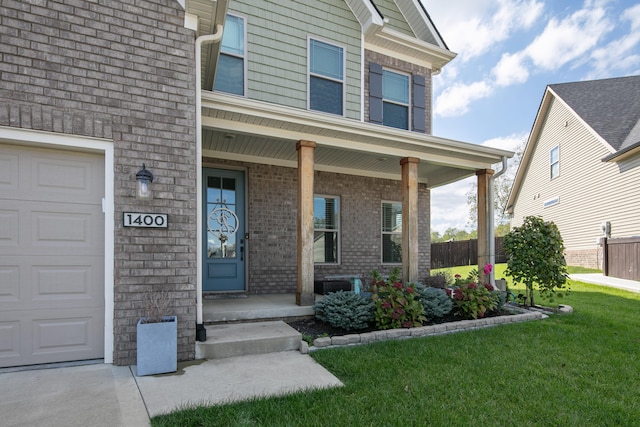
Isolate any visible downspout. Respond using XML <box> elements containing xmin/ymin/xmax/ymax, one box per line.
<box><xmin>196</xmin><ymin>25</ymin><xmax>223</xmax><ymax>338</ymax></box>
<box><xmin>488</xmin><ymin>156</ymin><xmax>508</xmax><ymax>286</ymax></box>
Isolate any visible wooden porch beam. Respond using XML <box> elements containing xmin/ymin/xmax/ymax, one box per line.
<box><xmin>296</xmin><ymin>140</ymin><xmax>316</xmax><ymax>306</ymax></box>
<box><xmin>401</xmin><ymin>157</ymin><xmax>420</xmax><ymax>283</ymax></box>
<box><xmin>476</xmin><ymin>169</ymin><xmax>494</xmax><ymax>285</ymax></box>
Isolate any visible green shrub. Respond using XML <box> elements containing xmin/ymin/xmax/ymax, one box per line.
<box><xmin>452</xmin><ymin>282</ymin><xmax>498</xmax><ymax>319</ymax></box>
<box><xmin>314</xmin><ymin>291</ymin><xmax>374</xmax><ymax>331</ymax></box>
<box><xmin>416</xmin><ymin>286</ymin><xmax>453</xmax><ymax>320</ymax></box>
<box><xmin>370</xmin><ymin>268</ymin><xmax>425</xmax><ymax>329</ymax></box>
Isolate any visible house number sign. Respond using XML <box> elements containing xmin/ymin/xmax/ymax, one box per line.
<box><xmin>123</xmin><ymin>212</ymin><xmax>168</xmax><ymax>228</ymax></box>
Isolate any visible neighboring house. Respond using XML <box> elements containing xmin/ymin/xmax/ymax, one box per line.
<box><xmin>0</xmin><ymin>0</ymin><xmax>512</xmax><ymax>368</ymax></box>
<box><xmin>506</xmin><ymin>75</ymin><xmax>640</xmax><ymax>270</ymax></box>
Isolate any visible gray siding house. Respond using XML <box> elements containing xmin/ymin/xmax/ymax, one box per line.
<box><xmin>0</xmin><ymin>0</ymin><xmax>512</xmax><ymax>368</ymax></box>
<box><xmin>507</xmin><ymin>75</ymin><xmax>640</xmax><ymax>269</ymax></box>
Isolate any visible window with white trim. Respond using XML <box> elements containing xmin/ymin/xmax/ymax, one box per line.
<box><xmin>308</xmin><ymin>38</ymin><xmax>344</xmax><ymax>115</ymax></box>
<box><xmin>369</xmin><ymin>63</ymin><xmax>426</xmax><ymax>132</ymax></box>
<box><xmin>382</xmin><ymin>69</ymin><xmax>410</xmax><ymax>130</ymax></box>
<box><xmin>314</xmin><ymin>196</ymin><xmax>340</xmax><ymax>263</ymax></box>
<box><xmin>214</xmin><ymin>14</ymin><xmax>246</xmax><ymax>95</ymax></box>
<box><xmin>550</xmin><ymin>146</ymin><xmax>559</xmax><ymax>179</ymax></box>
<box><xmin>382</xmin><ymin>201</ymin><xmax>402</xmax><ymax>263</ymax></box>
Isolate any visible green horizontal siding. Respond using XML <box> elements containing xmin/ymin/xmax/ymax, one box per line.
<box><xmin>374</xmin><ymin>0</ymin><xmax>415</xmax><ymax>37</ymax></box>
<box><xmin>228</xmin><ymin>0</ymin><xmax>362</xmax><ymax>119</ymax></box>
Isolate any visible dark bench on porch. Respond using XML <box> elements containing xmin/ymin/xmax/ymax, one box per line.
<box><xmin>314</xmin><ymin>275</ymin><xmax>363</xmax><ymax>295</ymax></box>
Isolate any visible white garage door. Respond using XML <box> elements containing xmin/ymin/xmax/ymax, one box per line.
<box><xmin>0</xmin><ymin>144</ymin><xmax>105</xmax><ymax>368</ymax></box>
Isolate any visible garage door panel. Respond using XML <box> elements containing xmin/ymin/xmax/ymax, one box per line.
<box><xmin>0</xmin><ymin>152</ymin><xmax>19</xmax><ymax>190</ymax></box>
<box><xmin>0</xmin><ymin>320</ymin><xmax>20</xmax><ymax>357</ymax></box>
<box><xmin>33</xmin><ymin>210</ymin><xmax>96</xmax><ymax>249</ymax></box>
<box><xmin>0</xmin><ymin>309</ymin><xmax>104</xmax><ymax>367</ymax></box>
<box><xmin>0</xmin><ymin>265</ymin><xmax>20</xmax><ymax>302</ymax></box>
<box><xmin>0</xmin><ymin>257</ymin><xmax>103</xmax><ymax>310</ymax></box>
<box><xmin>33</xmin><ymin>313</ymin><xmax>102</xmax><ymax>353</ymax></box>
<box><xmin>0</xmin><ymin>200</ymin><xmax>103</xmax><ymax>256</ymax></box>
<box><xmin>0</xmin><ymin>146</ymin><xmax>104</xmax><ymax>204</ymax></box>
<box><xmin>32</xmin><ymin>262</ymin><xmax>103</xmax><ymax>306</ymax></box>
<box><xmin>0</xmin><ymin>209</ymin><xmax>20</xmax><ymax>247</ymax></box>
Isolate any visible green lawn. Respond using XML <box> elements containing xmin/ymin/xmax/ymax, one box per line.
<box><xmin>152</xmin><ymin>267</ymin><xmax>638</xmax><ymax>427</ymax></box>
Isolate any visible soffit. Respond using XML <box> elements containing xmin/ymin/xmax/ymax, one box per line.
<box><xmin>201</xmin><ymin>92</ymin><xmax>512</xmax><ymax>187</ymax></box>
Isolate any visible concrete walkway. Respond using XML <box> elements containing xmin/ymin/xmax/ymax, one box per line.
<box><xmin>1</xmin><ymin>352</ymin><xmax>342</xmax><ymax>427</ymax></box>
<box><xmin>570</xmin><ymin>273</ymin><xmax>640</xmax><ymax>293</ymax></box>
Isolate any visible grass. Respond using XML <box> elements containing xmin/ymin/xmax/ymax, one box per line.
<box><xmin>152</xmin><ymin>267</ymin><xmax>638</xmax><ymax>426</ymax></box>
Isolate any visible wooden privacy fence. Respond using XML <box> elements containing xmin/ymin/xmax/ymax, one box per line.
<box><xmin>602</xmin><ymin>237</ymin><xmax>640</xmax><ymax>281</ymax></box>
<box><xmin>431</xmin><ymin>237</ymin><xmax>506</xmax><ymax>269</ymax></box>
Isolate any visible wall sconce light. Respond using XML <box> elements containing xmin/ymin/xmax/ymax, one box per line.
<box><xmin>136</xmin><ymin>163</ymin><xmax>154</xmax><ymax>200</ymax></box>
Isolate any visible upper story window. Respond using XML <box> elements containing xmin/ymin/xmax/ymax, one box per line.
<box><xmin>308</xmin><ymin>38</ymin><xmax>344</xmax><ymax>115</ymax></box>
<box><xmin>314</xmin><ymin>196</ymin><xmax>340</xmax><ymax>263</ymax></box>
<box><xmin>550</xmin><ymin>146</ymin><xmax>559</xmax><ymax>179</ymax></box>
<box><xmin>382</xmin><ymin>201</ymin><xmax>402</xmax><ymax>264</ymax></box>
<box><xmin>369</xmin><ymin>63</ymin><xmax>426</xmax><ymax>133</ymax></box>
<box><xmin>214</xmin><ymin>14</ymin><xmax>246</xmax><ymax>96</ymax></box>
<box><xmin>382</xmin><ymin>69</ymin><xmax>410</xmax><ymax>130</ymax></box>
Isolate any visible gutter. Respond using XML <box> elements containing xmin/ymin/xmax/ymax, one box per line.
<box><xmin>196</xmin><ymin>24</ymin><xmax>223</xmax><ymax>338</ymax></box>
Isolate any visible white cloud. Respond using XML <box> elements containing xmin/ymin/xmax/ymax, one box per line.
<box><xmin>492</xmin><ymin>52</ymin><xmax>529</xmax><ymax>86</ymax></box>
<box><xmin>524</xmin><ymin>7</ymin><xmax>610</xmax><ymax>71</ymax></box>
<box><xmin>433</xmin><ymin>81</ymin><xmax>492</xmax><ymax>117</ymax></box>
<box><xmin>585</xmin><ymin>4</ymin><xmax>640</xmax><ymax>78</ymax></box>
<box><xmin>424</xmin><ymin>0</ymin><xmax>544</xmax><ymax>61</ymax></box>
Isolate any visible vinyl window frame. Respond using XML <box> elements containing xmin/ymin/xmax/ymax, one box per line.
<box><xmin>313</xmin><ymin>195</ymin><xmax>341</xmax><ymax>264</ymax></box>
<box><xmin>307</xmin><ymin>37</ymin><xmax>346</xmax><ymax>116</ymax></box>
<box><xmin>550</xmin><ymin>145</ymin><xmax>559</xmax><ymax>179</ymax></box>
<box><xmin>213</xmin><ymin>13</ymin><xmax>247</xmax><ymax>96</ymax></box>
<box><xmin>382</xmin><ymin>68</ymin><xmax>411</xmax><ymax>130</ymax></box>
<box><xmin>381</xmin><ymin>200</ymin><xmax>402</xmax><ymax>264</ymax></box>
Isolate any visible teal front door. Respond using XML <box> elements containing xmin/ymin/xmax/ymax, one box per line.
<box><xmin>203</xmin><ymin>168</ymin><xmax>246</xmax><ymax>292</ymax></box>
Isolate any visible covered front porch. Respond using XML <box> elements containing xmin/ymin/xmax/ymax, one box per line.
<box><xmin>197</xmin><ymin>92</ymin><xmax>513</xmax><ymax>313</ymax></box>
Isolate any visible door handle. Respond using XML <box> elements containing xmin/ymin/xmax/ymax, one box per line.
<box><xmin>240</xmin><ymin>239</ymin><xmax>244</xmax><ymax>261</ymax></box>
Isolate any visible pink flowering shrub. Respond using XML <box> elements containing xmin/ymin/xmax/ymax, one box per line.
<box><xmin>452</xmin><ymin>281</ymin><xmax>499</xmax><ymax>320</ymax></box>
<box><xmin>370</xmin><ymin>268</ymin><xmax>425</xmax><ymax>330</ymax></box>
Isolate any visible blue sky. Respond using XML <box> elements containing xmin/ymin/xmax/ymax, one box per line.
<box><xmin>422</xmin><ymin>0</ymin><xmax>640</xmax><ymax>234</ymax></box>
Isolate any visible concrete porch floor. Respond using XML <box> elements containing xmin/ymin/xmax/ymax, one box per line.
<box><xmin>202</xmin><ymin>293</ymin><xmax>318</xmax><ymax>323</ymax></box>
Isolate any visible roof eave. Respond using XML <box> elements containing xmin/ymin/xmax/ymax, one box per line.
<box><xmin>365</xmin><ymin>26</ymin><xmax>456</xmax><ymax>71</ymax></box>
<box><xmin>601</xmin><ymin>141</ymin><xmax>640</xmax><ymax>162</ymax></box>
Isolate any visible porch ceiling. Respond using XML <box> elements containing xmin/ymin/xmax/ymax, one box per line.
<box><xmin>201</xmin><ymin>92</ymin><xmax>514</xmax><ymax>187</ymax></box>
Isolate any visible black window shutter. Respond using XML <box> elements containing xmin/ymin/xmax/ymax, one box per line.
<box><xmin>369</xmin><ymin>62</ymin><xmax>383</xmax><ymax>124</ymax></box>
<box><xmin>412</xmin><ymin>74</ymin><xmax>426</xmax><ymax>133</ymax></box>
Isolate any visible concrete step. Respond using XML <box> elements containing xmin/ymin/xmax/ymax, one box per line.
<box><xmin>196</xmin><ymin>321</ymin><xmax>302</xmax><ymax>360</ymax></box>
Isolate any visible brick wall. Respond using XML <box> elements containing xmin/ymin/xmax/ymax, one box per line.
<box><xmin>565</xmin><ymin>249</ymin><xmax>601</xmax><ymax>270</ymax></box>
<box><xmin>364</xmin><ymin>49</ymin><xmax>433</xmax><ymax>134</ymax></box>
<box><xmin>208</xmin><ymin>159</ymin><xmax>431</xmax><ymax>293</ymax></box>
<box><xmin>0</xmin><ymin>0</ymin><xmax>197</xmax><ymax>365</ymax></box>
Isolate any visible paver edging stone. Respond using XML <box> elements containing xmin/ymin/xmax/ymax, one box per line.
<box><xmin>308</xmin><ymin>306</ymin><xmax>549</xmax><ymax>351</ymax></box>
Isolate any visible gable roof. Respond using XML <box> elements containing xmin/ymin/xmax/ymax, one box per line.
<box><xmin>548</xmin><ymin>75</ymin><xmax>640</xmax><ymax>155</ymax></box>
<box><xmin>506</xmin><ymin>75</ymin><xmax>640</xmax><ymax>213</ymax></box>
<box><xmin>345</xmin><ymin>0</ymin><xmax>455</xmax><ymax>71</ymax></box>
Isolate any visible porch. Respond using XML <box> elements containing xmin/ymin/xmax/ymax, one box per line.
<box><xmin>202</xmin><ymin>294</ymin><xmax>319</xmax><ymax>323</ymax></box>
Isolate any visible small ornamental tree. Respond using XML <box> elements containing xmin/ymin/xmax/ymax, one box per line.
<box><xmin>503</xmin><ymin>216</ymin><xmax>569</xmax><ymax>306</ymax></box>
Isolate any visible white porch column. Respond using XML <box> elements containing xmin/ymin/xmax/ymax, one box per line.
<box><xmin>401</xmin><ymin>157</ymin><xmax>420</xmax><ymax>283</ymax></box>
<box><xmin>476</xmin><ymin>169</ymin><xmax>494</xmax><ymax>285</ymax></box>
<box><xmin>296</xmin><ymin>140</ymin><xmax>316</xmax><ymax>306</ymax></box>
